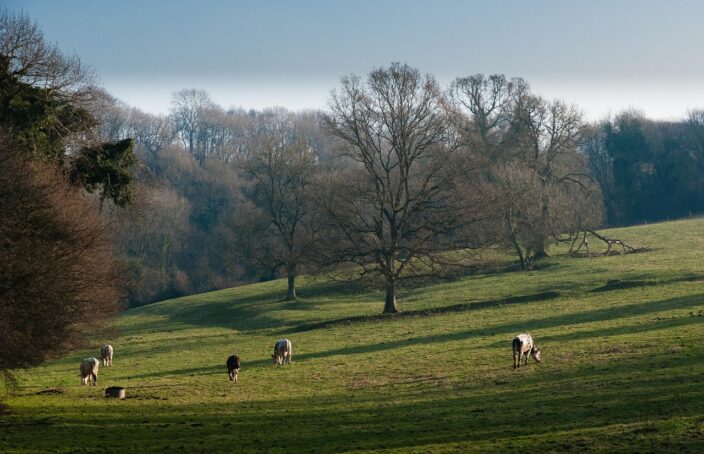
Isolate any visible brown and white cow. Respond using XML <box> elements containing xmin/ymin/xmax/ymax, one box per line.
<box><xmin>512</xmin><ymin>333</ymin><xmax>541</xmax><ymax>369</ymax></box>
<box><xmin>100</xmin><ymin>344</ymin><xmax>114</xmax><ymax>367</ymax></box>
<box><xmin>226</xmin><ymin>355</ymin><xmax>241</xmax><ymax>383</ymax></box>
<box><xmin>272</xmin><ymin>339</ymin><xmax>292</xmax><ymax>365</ymax></box>
<box><xmin>80</xmin><ymin>357</ymin><xmax>100</xmax><ymax>386</ymax></box>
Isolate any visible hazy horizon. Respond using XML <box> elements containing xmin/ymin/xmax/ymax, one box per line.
<box><xmin>7</xmin><ymin>0</ymin><xmax>704</xmax><ymax>120</ymax></box>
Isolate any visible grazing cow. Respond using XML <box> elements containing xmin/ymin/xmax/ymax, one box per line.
<box><xmin>226</xmin><ymin>355</ymin><xmax>241</xmax><ymax>383</ymax></box>
<box><xmin>80</xmin><ymin>357</ymin><xmax>100</xmax><ymax>386</ymax></box>
<box><xmin>100</xmin><ymin>344</ymin><xmax>114</xmax><ymax>367</ymax></box>
<box><xmin>272</xmin><ymin>338</ymin><xmax>292</xmax><ymax>365</ymax></box>
<box><xmin>512</xmin><ymin>333</ymin><xmax>541</xmax><ymax>369</ymax></box>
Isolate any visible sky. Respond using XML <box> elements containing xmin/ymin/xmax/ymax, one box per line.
<box><xmin>6</xmin><ymin>0</ymin><xmax>704</xmax><ymax>120</ymax></box>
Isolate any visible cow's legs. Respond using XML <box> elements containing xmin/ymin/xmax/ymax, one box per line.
<box><xmin>513</xmin><ymin>353</ymin><xmax>518</xmax><ymax>369</ymax></box>
<box><xmin>524</xmin><ymin>352</ymin><xmax>529</xmax><ymax>366</ymax></box>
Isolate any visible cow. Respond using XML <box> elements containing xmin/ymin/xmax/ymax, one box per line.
<box><xmin>512</xmin><ymin>333</ymin><xmax>541</xmax><ymax>369</ymax></box>
<box><xmin>80</xmin><ymin>357</ymin><xmax>100</xmax><ymax>386</ymax></box>
<box><xmin>272</xmin><ymin>338</ymin><xmax>292</xmax><ymax>365</ymax></box>
<box><xmin>100</xmin><ymin>344</ymin><xmax>114</xmax><ymax>367</ymax></box>
<box><xmin>226</xmin><ymin>355</ymin><xmax>241</xmax><ymax>383</ymax></box>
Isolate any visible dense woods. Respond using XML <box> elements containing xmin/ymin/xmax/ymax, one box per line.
<box><xmin>4</xmin><ymin>10</ymin><xmax>704</xmax><ymax>318</ymax></box>
<box><xmin>95</xmin><ymin>73</ymin><xmax>704</xmax><ymax>308</ymax></box>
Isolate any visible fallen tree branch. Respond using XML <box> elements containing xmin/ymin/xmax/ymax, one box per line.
<box><xmin>568</xmin><ymin>229</ymin><xmax>640</xmax><ymax>256</ymax></box>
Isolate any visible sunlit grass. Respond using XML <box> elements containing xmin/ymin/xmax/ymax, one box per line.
<box><xmin>2</xmin><ymin>218</ymin><xmax>704</xmax><ymax>452</ymax></box>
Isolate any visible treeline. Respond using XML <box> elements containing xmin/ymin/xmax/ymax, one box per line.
<box><xmin>92</xmin><ymin>69</ymin><xmax>704</xmax><ymax>308</ymax></box>
<box><xmin>94</xmin><ymin>70</ymin><xmax>594</xmax><ymax>308</ymax></box>
<box><xmin>584</xmin><ymin>110</ymin><xmax>704</xmax><ymax>226</ymax></box>
<box><xmin>5</xmin><ymin>10</ymin><xmax>704</xmax><ymax>315</ymax></box>
<box><xmin>95</xmin><ymin>96</ymin><xmax>333</xmax><ymax>304</ymax></box>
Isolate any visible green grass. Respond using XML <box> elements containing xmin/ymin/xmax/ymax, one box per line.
<box><xmin>2</xmin><ymin>219</ymin><xmax>704</xmax><ymax>452</ymax></box>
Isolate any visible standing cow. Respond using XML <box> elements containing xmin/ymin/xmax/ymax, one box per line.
<box><xmin>100</xmin><ymin>344</ymin><xmax>114</xmax><ymax>367</ymax></box>
<box><xmin>80</xmin><ymin>357</ymin><xmax>100</xmax><ymax>385</ymax></box>
<box><xmin>272</xmin><ymin>339</ymin><xmax>292</xmax><ymax>365</ymax></box>
<box><xmin>512</xmin><ymin>333</ymin><xmax>541</xmax><ymax>369</ymax></box>
<box><xmin>226</xmin><ymin>355</ymin><xmax>241</xmax><ymax>383</ymax></box>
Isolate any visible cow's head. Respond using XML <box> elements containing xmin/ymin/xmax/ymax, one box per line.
<box><xmin>531</xmin><ymin>346</ymin><xmax>542</xmax><ymax>363</ymax></box>
<box><xmin>272</xmin><ymin>354</ymin><xmax>279</xmax><ymax>365</ymax></box>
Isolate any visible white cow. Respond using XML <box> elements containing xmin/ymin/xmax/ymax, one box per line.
<box><xmin>512</xmin><ymin>333</ymin><xmax>541</xmax><ymax>369</ymax></box>
<box><xmin>100</xmin><ymin>344</ymin><xmax>114</xmax><ymax>367</ymax></box>
<box><xmin>80</xmin><ymin>357</ymin><xmax>100</xmax><ymax>385</ymax></box>
<box><xmin>272</xmin><ymin>339</ymin><xmax>292</xmax><ymax>365</ymax></box>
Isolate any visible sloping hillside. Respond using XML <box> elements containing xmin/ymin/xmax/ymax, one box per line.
<box><xmin>2</xmin><ymin>219</ymin><xmax>704</xmax><ymax>452</ymax></box>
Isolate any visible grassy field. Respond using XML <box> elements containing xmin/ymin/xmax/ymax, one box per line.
<box><xmin>2</xmin><ymin>219</ymin><xmax>704</xmax><ymax>452</ymax></box>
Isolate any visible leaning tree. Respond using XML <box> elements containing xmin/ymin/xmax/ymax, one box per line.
<box><xmin>322</xmin><ymin>63</ymin><xmax>483</xmax><ymax>314</ymax></box>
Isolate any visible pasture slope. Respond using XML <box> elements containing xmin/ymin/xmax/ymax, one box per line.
<box><xmin>2</xmin><ymin>219</ymin><xmax>704</xmax><ymax>453</ymax></box>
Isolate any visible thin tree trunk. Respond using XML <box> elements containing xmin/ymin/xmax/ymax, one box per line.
<box><xmin>160</xmin><ymin>236</ymin><xmax>170</xmax><ymax>291</ymax></box>
<box><xmin>383</xmin><ymin>277</ymin><xmax>399</xmax><ymax>314</ymax></box>
<box><xmin>535</xmin><ymin>183</ymin><xmax>550</xmax><ymax>258</ymax></box>
<box><xmin>509</xmin><ymin>231</ymin><xmax>526</xmax><ymax>270</ymax></box>
<box><xmin>285</xmin><ymin>270</ymin><xmax>297</xmax><ymax>301</ymax></box>
<box><xmin>507</xmin><ymin>218</ymin><xmax>527</xmax><ymax>270</ymax></box>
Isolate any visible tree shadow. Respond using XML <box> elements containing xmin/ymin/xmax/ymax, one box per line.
<box><xmin>287</xmin><ymin>291</ymin><xmax>560</xmax><ymax>333</ymax></box>
<box><xmin>293</xmin><ymin>294</ymin><xmax>704</xmax><ymax>362</ymax></box>
<box><xmin>4</xmin><ymin>351</ymin><xmax>702</xmax><ymax>452</ymax></box>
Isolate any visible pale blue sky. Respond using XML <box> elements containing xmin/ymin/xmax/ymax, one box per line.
<box><xmin>7</xmin><ymin>0</ymin><xmax>704</xmax><ymax>119</ymax></box>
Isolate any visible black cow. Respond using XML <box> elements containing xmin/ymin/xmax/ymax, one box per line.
<box><xmin>226</xmin><ymin>355</ymin><xmax>241</xmax><ymax>383</ymax></box>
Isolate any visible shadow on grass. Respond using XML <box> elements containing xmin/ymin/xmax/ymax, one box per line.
<box><xmin>287</xmin><ymin>291</ymin><xmax>560</xmax><ymax>333</ymax></box>
<box><xmin>120</xmin><ymin>269</ymin><xmax>703</xmax><ymax>337</ymax></box>
<box><xmin>293</xmin><ymin>294</ymin><xmax>704</xmax><ymax>362</ymax></box>
<box><xmin>129</xmin><ymin>278</ymin><xmax>381</xmax><ymax>335</ymax></box>
<box><xmin>590</xmin><ymin>273</ymin><xmax>704</xmax><ymax>293</ymax></box>
<box><xmin>3</xmin><ymin>352</ymin><xmax>702</xmax><ymax>452</ymax></box>
<box><xmin>128</xmin><ymin>291</ymin><xmax>291</xmax><ymax>334</ymax></box>
<box><xmin>124</xmin><ymin>357</ymin><xmax>275</xmax><ymax>381</ymax></box>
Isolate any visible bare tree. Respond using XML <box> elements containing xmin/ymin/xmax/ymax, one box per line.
<box><xmin>506</xmin><ymin>93</ymin><xmax>592</xmax><ymax>258</ymax></box>
<box><xmin>322</xmin><ymin>63</ymin><xmax>480</xmax><ymax>314</ymax></box>
<box><xmin>581</xmin><ymin>123</ymin><xmax>616</xmax><ymax>225</ymax></box>
<box><xmin>170</xmin><ymin>89</ymin><xmax>213</xmax><ymax>162</ymax></box>
<box><xmin>447</xmin><ymin>74</ymin><xmax>526</xmax><ymax>160</ymax></box>
<box><xmin>449</xmin><ymin>74</ymin><xmax>602</xmax><ymax>267</ymax></box>
<box><xmin>240</xmin><ymin>108</ymin><xmax>317</xmax><ymax>300</ymax></box>
<box><xmin>0</xmin><ymin>8</ymin><xmax>95</xmax><ymax>103</ymax></box>
<box><xmin>492</xmin><ymin>162</ymin><xmax>543</xmax><ymax>270</ymax></box>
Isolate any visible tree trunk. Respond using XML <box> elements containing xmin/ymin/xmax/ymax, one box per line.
<box><xmin>533</xmin><ymin>227</ymin><xmax>549</xmax><ymax>258</ymax></box>
<box><xmin>507</xmin><ymin>219</ymin><xmax>527</xmax><ymax>270</ymax></box>
<box><xmin>509</xmin><ymin>231</ymin><xmax>527</xmax><ymax>270</ymax></box>
<box><xmin>160</xmin><ymin>236</ymin><xmax>170</xmax><ymax>291</ymax></box>
<box><xmin>535</xmin><ymin>183</ymin><xmax>550</xmax><ymax>258</ymax></box>
<box><xmin>383</xmin><ymin>278</ymin><xmax>399</xmax><ymax>314</ymax></box>
<box><xmin>285</xmin><ymin>271</ymin><xmax>297</xmax><ymax>301</ymax></box>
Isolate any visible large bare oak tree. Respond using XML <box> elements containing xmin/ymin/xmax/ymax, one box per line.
<box><xmin>322</xmin><ymin>63</ymin><xmax>478</xmax><ymax>313</ymax></box>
